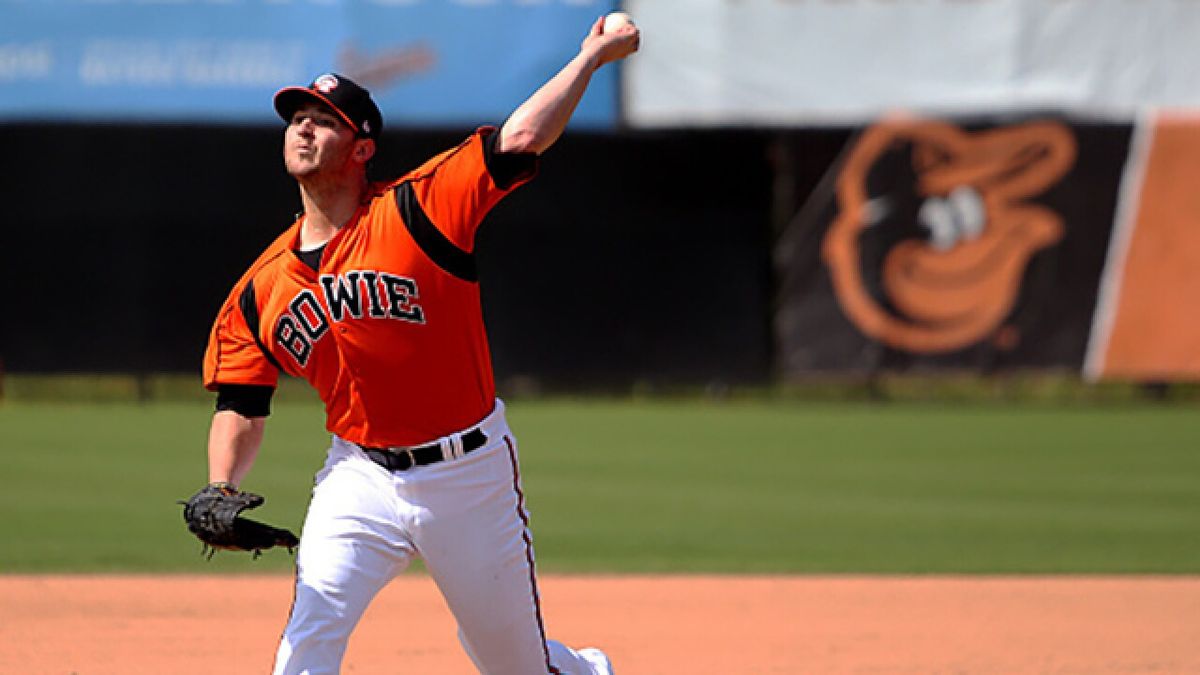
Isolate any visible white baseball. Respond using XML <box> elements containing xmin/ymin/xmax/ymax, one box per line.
<box><xmin>603</xmin><ymin>11</ymin><xmax>635</xmax><ymax>33</ymax></box>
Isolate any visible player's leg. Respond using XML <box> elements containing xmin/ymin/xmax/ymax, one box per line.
<box><xmin>456</xmin><ymin>631</ymin><xmax>613</xmax><ymax>675</ymax></box>
<box><xmin>273</xmin><ymin>439</ymin><xmax>414</xmax><ymax>675</ymax></box>
<box><xmin>411</xmin><ymin>420</ymin><xmax>610</xmax><ymax>674</ymax></box>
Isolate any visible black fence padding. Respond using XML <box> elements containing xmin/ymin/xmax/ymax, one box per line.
<box><xmin>0</xmin><ymin>124</ymin><xmax>780</xmax><ymax>389</ymax></box>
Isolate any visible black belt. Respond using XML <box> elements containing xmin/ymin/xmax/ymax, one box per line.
<box><xmin>360</xmin><ymin>428</ymin><xmax>488</xmax><ymax>472</ymax></box>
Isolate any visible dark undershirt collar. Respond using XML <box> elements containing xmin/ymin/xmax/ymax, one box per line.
<box><xmin>293</xmin><ymin>244</ymin><xmax>326</xmax><ymax>272</ymax></box>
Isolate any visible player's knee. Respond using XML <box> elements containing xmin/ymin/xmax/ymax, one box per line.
<box><xmin>289</xmin><ymin>581</ymin><xmax>355</xmax><ymax>632</ymax></box>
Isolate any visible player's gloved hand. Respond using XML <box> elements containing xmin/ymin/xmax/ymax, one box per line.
<box><xmin>179</xmin><ymin>482</ymin><xmax>299</xmax><ymax>559</ymax></box>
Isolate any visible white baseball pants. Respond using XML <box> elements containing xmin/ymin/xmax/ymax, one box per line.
<box><xmin>272</xmin><ymin>400</ymin><xmax>605</xmax><ymax>675</ymax></box>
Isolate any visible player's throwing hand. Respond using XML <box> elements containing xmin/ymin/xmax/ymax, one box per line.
<box><xmin>583</xmin><ymin>13</ymin><xmax>640</xmax><ymax>69</ymax></box>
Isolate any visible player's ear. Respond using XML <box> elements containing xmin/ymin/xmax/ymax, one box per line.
<box><xmin>354</xmin><ymin>138</ymin><xmax>376</xmax><ymax>165</ymax></box>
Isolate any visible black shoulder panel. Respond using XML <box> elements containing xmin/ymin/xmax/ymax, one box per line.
<box><xmin>393</xmin><ymin>181</ymin><xmax>478</xmax><ymax>283</ymax></box>
<box><xmin>238</xmin><ymin>279</ymin><xmax>285</xmax><ymax>372</ymax></box>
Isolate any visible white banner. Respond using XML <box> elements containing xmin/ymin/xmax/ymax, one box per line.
<box><xmin>624</xmin><ymin>0</ymin><xmax>1200</xmax><ymax>127</ymax></box>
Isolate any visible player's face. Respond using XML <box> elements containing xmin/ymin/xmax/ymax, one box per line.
<box><xmin>283</xmin><ymin>103</ymin><xmax>362</xmax><ymax>179</ymax></box>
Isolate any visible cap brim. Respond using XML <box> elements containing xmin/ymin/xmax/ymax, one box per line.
<box><xmin>273</xmin><ymin>87</ymin><xmax>359</xmax><ymax>134</ymax></box>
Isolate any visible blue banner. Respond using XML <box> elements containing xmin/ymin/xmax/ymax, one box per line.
<box><xmin>0</xmin><ymin>0</ymin><xmax>618</xmax><ymax>128</ymax></box>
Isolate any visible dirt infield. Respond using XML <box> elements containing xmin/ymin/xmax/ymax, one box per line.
<box><xmin>1</xmin><ymin>575</ymin><xmax>1198</xmax><ymax>674</ymax></box>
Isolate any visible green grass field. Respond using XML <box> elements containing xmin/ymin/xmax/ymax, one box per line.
<box><xmin>1</xmin><ymin>398</ymin><xmax>1197</xmax><ymax>574</ymax></box>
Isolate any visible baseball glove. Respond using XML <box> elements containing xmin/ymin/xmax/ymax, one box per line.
<box><xmin>179</xmin><ymin>483</ymin><xmax>299</xmax><ymax>559</ymax></box>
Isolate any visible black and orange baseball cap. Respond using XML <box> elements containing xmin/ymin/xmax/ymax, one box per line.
<box><xmin>273</xmin><ymin>73</ymin><xmax>383</xmax><ymax>139</ymax></box>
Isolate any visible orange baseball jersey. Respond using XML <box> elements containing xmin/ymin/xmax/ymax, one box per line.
<box><xmin>203</xmin><ymin>128</ymin><xmax>535</xmax><ymax>446</ymax></box>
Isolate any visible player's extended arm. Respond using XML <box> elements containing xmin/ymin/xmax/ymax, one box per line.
<box><xmin>498</xmin><ymin>16</ymin><xmax>639</xmax><ymax>156</ymax></box>
<box><xmin>207</xmin><ymin>410</ymin><xmax>266</xmax><ymax>488</ymax></box>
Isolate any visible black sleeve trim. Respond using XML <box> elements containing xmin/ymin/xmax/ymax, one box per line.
<box><xmin>215</xmin><ymin>384</ymin><xmax>275</xmax><ymax>418</ymax></box>
<box><xmin>238</xmin><ymin>279</ymin><xmax>286</xmax><ymax>371</ymax></box>
<box><xmin>393</xmin><ymin>181</ymin><xmax>478</xmax><ymax>282</ymax></box>
<box><xmin>482</xmin><ymin>129</ymin><xmax>539</xmax><ymax>191</ymax></box>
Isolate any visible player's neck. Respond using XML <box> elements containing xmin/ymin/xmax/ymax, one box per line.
<box><xmin>297</xmin><ymin>175</ymin><xmax>368</xmax><ymax>248</ymax></box>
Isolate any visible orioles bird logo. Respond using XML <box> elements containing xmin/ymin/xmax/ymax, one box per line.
<box><xmin>822</xmin><ymin>118</ymin><xmax>1077</xmax><ymax>353</ymax></box>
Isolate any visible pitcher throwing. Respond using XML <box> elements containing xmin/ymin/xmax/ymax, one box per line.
<box><xmin>187</xmin><ymin>16</ymin><xmax>638</xmax><ymax>674</ymax></box>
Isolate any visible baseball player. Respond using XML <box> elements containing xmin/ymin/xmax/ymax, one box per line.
<box><xmin>189</xmin><ymin>16</ymin><xmax>639</xmax><ymax>675</ymax></box>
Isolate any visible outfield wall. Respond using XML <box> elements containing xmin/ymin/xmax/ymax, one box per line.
<box><xmin>4</xmin><ymin>3</ymin><xmax>1200</xmax><ymax>386</ymax></box>
<box><xmin>4</xmin><ymin>117</ymin><xmax>1198</xmax><ymax>387</ymax></box>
